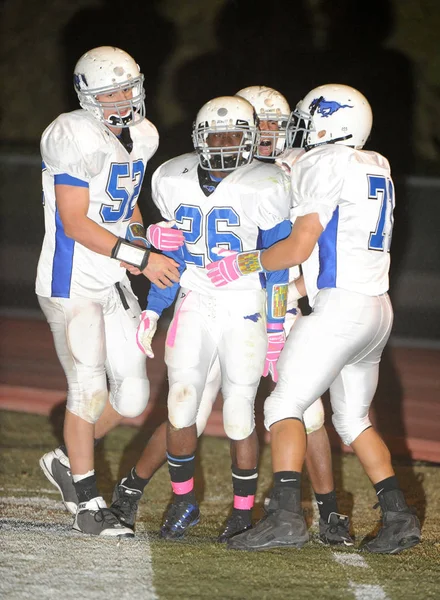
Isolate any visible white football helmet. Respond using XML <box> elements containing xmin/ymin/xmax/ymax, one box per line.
<box><xmin>287</xmin><ymin>84</ymin><xmax>373</xmax><ymax>151</ymax></box>
<box><xmin>192</xmin><ymin>96</ymin><xmax>258</xmax><ymax>171</ymax></box>
<box><xmin>73</xmin><ymin>46</ymin><xmax>145</xmax><ymax>127</ymax></box>
<box><xmin>236</xmin><ymin>86</ymin><xmax>290</xmax><ymax>158</ymax></box>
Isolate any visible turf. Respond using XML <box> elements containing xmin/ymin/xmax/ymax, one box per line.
<box><xmin>1</xmin><ymin>411</ymin><xmax>439</xmax><ymax>599</ymax></box>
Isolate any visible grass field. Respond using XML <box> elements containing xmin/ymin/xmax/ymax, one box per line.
<box><xmin>1</xmin><ymin>410</ymin><xmax>439</xmax><ymax>599</ymax></box>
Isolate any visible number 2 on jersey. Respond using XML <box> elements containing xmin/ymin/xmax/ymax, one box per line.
<box><xmin>368</xmin><ymin>175</ymin><xmax>394</xmax><ymax>252</ymax></box>
<box><xmin>174</xmin><ymin>205</ymin><xmax>242</xmax><ymax>267</ymax></box>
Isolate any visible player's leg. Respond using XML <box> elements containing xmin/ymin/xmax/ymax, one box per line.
<box><xmin>217</xmin><ymin>291</ymin><xmax>267</xmax><ymax>542</ymax></box>
<box><xmin>38</xmin><ymin>295</ymin><xmax>133</xmax><ymax>537</ymax></box>
<box><xmin>303</xmin><ymin>400</ymin><xmax>354</xmax><ymax>546</ymax></box>
<box><xmin>330</xmin><ymin>294</ymin><xmax>420</xmax><ymax>553</ymax></box>
<box><xmin>160</xmin><ymin>291</ymin><xmax>216</xmax><ymax>539</ymax></box>
<box><xmin>111</xmin><ymin>355</ymin><xmax>222</xmax><ymax>529</ymax></box>
<box><xmin>229</xmin><ymin>288</ymin><xmax>383</xmax><ymax>550</ymax></box>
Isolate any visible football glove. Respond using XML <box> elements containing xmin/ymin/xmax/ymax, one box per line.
<box><xmin>136</xmin><ymin>310</ymin><xmax>159</xmax><ymax>358</ymax></box>
<box><xmin>146</xmin><ymin>221</ymin><xmax>184</xmax><ymax>251</ymax></box>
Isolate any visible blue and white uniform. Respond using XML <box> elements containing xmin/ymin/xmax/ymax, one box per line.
<box><xmin>147</xmin><ymin>153</ymin><xmax>291</xmax><ymax>440</ymax></box>
<box><xmin>36</xmin><ymin>109</ymin><xmax>158</xmax><ymax>423</ymax></box>
<box><xmin>265</xmin><ymin>144</ymin><xmax>395</xmax><ymax>444</ymax></box>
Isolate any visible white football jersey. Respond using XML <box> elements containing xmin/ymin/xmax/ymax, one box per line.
<box><xmin>36</xmin><ymin>109</ymin><xmax>159</xmax><ymax>298</ymax></box>
<box><xmin>290</xmin><ymin>144</ymin><xmax>394</xmax><ymax>305</ymax></box>
<box><xmin>152</xmin><ymin>153</ymin><xmax>291</xmax><ymax>294</ymax></box>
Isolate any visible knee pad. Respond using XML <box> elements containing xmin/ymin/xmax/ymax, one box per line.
<box><xmin>223</xmin><ymin>395</ymin><xmax>255</xmax><ymax>441</ymax></box>
<box><xmin>303</xmin><ymin>398</ymin><xmax>325</xmax><ymax>435</ymax></box>
<box><xmin>67</xmin><ymin>388</ymin><xmax>108</xmax><ymax>424</ymax></box>
<box><xmin>111</xmin><ymin>376</ymin><xmax>150</xmax><ymax>418</ymax></box>
<box><xmin>168</xmin><ymin>382</ymin><xmax>198</xmax><ymax>429</ymax></box>
<box><xmin>332</xmin><ymin>413</ymin><xmax>372</xmax><ymax>446</ymax></box>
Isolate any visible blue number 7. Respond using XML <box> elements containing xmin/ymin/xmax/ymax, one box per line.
<box><xmin>368</xmin><ymin>175</ymin><xmax>394</xmax><ymax>252</ymax></box>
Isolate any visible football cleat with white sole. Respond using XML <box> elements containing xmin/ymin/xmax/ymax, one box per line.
<box><xmin>73</xmin><ymin>496</ymin><xmax>134</xmax><ymax>537</ymax></box>
<box><xmin>362</xmin><ymin>489</ymin><xmax>421</xmax><ymax>554</ymax></box>
<box><xmin>319</xmin><ymin>512</ymin><xmax>354</xmax><ymax>546</ymax></box>
<box><xmin>160</xmin><ymin>501</ymin><xmax>200</xmax><ymax>540</ymax></box>
<box><xmin>39</xmin><ymin>447</ymin><xmax>78</xmax><ymax>514</ymax></box>
<box><xmin>111</xmin><ymin>478</ymin><xmax>143</xmax><ymax>528</ymax></box>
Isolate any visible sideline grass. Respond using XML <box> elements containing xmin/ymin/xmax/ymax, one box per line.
<box><xmin>1</xmin><ymin>411</ymin><xmax>439</xmax><ymax>599</ymax></box>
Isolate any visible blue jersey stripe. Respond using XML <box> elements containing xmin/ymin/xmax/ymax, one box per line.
<box><xmin>51</xmin><ymin>208</ymin><xmax>75</xmax><ymax>297</ymax></box>
<box><xmin>54</xmin><ymin>173</ymin><xmax>89</xmax><ymax>187</ymax></box>
<box><xmin>317</xmin><ymin>207</ymin><xmax>339</xmax><ymax>289</ymax></box>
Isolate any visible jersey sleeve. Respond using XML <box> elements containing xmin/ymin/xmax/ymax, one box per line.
<box><xmin>251</xmin><ymin>170</ymin><xmax>291</xmax><ymax>230</ymax></box>
<box><xmin>290</xmin><ymin>146</ymin><xmax>351</xmax><ymax>230</ymax></box>
<box><xmin>151</xmin><ymin>164</ymin><xmax>175</xmax><ymax>221</ymax></box>
<box><xmin>40</xmin><ymin>114</ymin><xmax>100</xmax><ymax>182</ymax></box>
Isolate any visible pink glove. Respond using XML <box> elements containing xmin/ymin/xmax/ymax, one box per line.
<box><xmin>206</xmin><ymin>248</ymin><xmax>240</xmax><ymax>287</ymax></box>
<box><xmin>146</xmin><ymin>221</ymin><xmax>184</xmax><ymax>251</ymax></box>
<box><xmin>136</xmin><ymin>310</ymin><xmax>159</xmax><ymax>358</ymax></box>
<box><xmin>263</xmin><ymin>330</ymin><xmax>286</xmax><ymax>382</ymax></box>
<box><xmin>206</xmin><ymin>248</ymin><xmax>263</xmax><ymax>287</ymax></box>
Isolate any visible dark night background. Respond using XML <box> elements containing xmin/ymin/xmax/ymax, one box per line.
<box><xmin>1</xmin><ymin>0</ymin><xmax>439</xmax><ymax>341</ymax></box>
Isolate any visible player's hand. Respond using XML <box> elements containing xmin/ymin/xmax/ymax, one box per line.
<box><xmin>142</xmin><ymin>253</ymin><xmax>180</xmax><ymax>289</ymax></box>
<box><xmin>146</xmin><ymin>221</ymin><xmax>185</xmax><ymax>251</ymax></box>
<box><xmin>136</xmin><ymin>310</ymin><xmax>159</xmax><ymax>357</ymax></box>
<box><xmin>263</xmin><ymin>330</ymin><xmax>286</xmax><ymax>382</ymax></box>
<box><xmin>206</xmin><ymin>248</ymin><xmax>241</xmax><ymax>287</ymax></box>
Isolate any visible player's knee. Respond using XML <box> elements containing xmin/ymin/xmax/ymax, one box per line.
<box><xmin>67</xmin><ymin>388</ymin><xmax>108</xmax><ymax>424</ymax></box>
<box><xmin>332</xmin><ymin>413</ymin><xmax>372</xmax><ymax>446</ymax></box>
<box><xmin>112</xmin><ymin>376</ymin><xmax>150</xmax><ymax>418</ymax></box>
<box><xmin>223</xmin><ymin>395</ymin><xmax>255</xmax><ymax>440</ymax></box>
<box><xmin>303</xmin><ymin>398</ymin><xmax>325</xmax><ymax>434</ymax></box>
<box><xmin>168</xmin><ymin>382</ymin><xmax>198</xmax><ymax>429</ymax></box>
<box><xmin>264</xmin><ymin>391</ymin><xmax>304</xmax><ymax>431</ymax></box>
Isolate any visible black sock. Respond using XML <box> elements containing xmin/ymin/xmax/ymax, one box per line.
<box><xmin>122</xmin><ymin>467</ymin><xmax>150</xmax><ymax>493</ymax></box>
<box><xmin>274</xmin><ymin>471</ymin><xmax>302</xmax><ymax>490</ymax></box>
<box><xmin>231</xmin><ymin>465</ymin><xmax>258</xmax><ymax>522</ymax></box>
<box><xmin>73</xmin><ymin>474</ymin><xmax>99</xmax><ymax>504</ymax></box>
<box><xmin>167</xmin><ymin>452</ymin><xmax>196</xmax><ymax>504</ymax></box>
<box><xmin>374</xmin><ymin>475</ymin><xmax>400</xmax><ymax>497</ymax></box>
<box><xmin>314</xmin><ymin>489</ymin><xmax>338</xmax><ymax>522</ymax></box>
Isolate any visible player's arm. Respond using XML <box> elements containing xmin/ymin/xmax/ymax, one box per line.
<box><xmin>136</xmin><ymin>248</ymin><xmax>186</xmax><ymax>357</ymax></box>
<box><xmin>207</xmin><ymin>214</ymin><xmax>322</xmax><ymax>286</ymax></box>
<box><xmin>260</xmin><ymin>213</ymin><xmax>323</xmax><ymax>271</ymax></box>
<box><xmin>55</xmin><ymin>183</ymin><xmax>180</xmax><ymax>288</ymax></box>
<box><xmin>259</xmin><ymin>221</ymin><xmax>291</xmax><ymax>383</ymax></box>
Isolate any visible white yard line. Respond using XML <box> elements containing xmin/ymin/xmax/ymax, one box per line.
<box><xmin>332</xmin><ymin>551</ymin><xmax>389</xmax><ymax>600</ymax></box>
<box><xmin>0</xmin><ymin>497</ymin><xmax>158</xmax><ymax>600</ymax></box>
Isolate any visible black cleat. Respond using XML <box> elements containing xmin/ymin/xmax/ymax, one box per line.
<box><xmin>217</xmin><ymin>512</ymin><xmax>252</xmax><ymax>543</ymax></box>
<box><xmin>228</xmin><ymin>488</ymin><xmax>309</xmax><ymax>551</ymax></box>
<box><xmin>319</xmin><ymin>512</ymin><xmax>354</xmax><ymax>546</ymax></box>
<box><xmin>362</xmin><ymin>489</ymin><xmax>421</xmax><ymax>554</ymax></box>
<box><xmin>110</xmin><ymin>478</ymin><xmax>143</xmax><ymax>529</ymax></box>
<box><xmin>160</xmin><ymin>501</ymin><xmax>200</xmax><ymax>540</ymax></box>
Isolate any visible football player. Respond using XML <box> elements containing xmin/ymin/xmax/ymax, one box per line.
<box><xmin>37</xmin><ymin>46</ymin><xmax>183</xmax><ymax>537</ymax></box>
<box><xmin>207</xmin><ymin>84</ymin><xmax>421</xmax><ymax>554</ymax></box>
<box><xmin>133</xmin><ymin>95</ymin><xmax>292</xmax><ymax>541</ymax></box>
<box><xmin>109</xmin><ymin>87</ymin><xmax>352</xmax><ymax>546</ymax></box>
